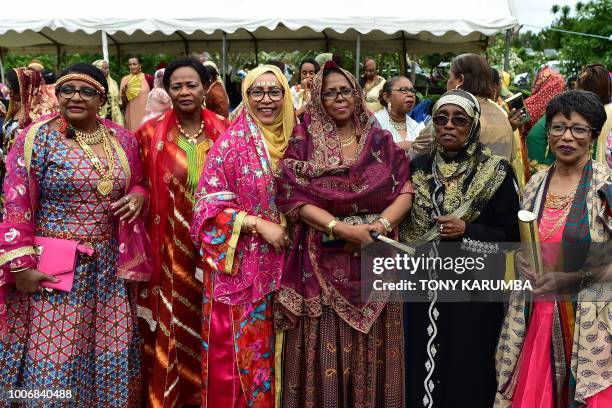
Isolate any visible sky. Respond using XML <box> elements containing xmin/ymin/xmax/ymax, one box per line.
<box><xmin>513</xmin><ymin>0</ymin><xmax>580</xmax><ymax>32</ymax></box>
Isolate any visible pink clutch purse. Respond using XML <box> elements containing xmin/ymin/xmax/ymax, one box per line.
<box><xmin>5</xmin><ymin>236</ymin><xmax>94</xmax><ymax>292</ymax></box>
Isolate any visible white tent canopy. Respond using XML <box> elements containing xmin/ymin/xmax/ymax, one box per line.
<box><xmin>0</xmin><ymin>0</ymin><xmax>518</xmax><ymax>55</ymax></box>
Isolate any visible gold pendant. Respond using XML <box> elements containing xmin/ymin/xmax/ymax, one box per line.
<box><xmin>97</xmin><ymin>178</ymin><xmax>113</xmax><ymax>196</ymax></box>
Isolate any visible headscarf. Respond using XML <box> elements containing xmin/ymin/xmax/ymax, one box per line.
<box><xmin>296</xmin><ymin>60</ymin><xmax>373</xmax><ymax>174</ymax></box>
<box><xmin>92</xmin><ymin>59</ymin><xmax>123</xmax><ymax>125</ymax></box>
<box><xmin>241</xmin><ymin>64</ymin><xmax>294</xmax><ymax>170</ymax></box>
<box><xmin>401</xmin><ymin>89</ymin><xmax>510</xmax><ymax>243</ymax></box>
<box><xmin>524</xmin><ymin>67</ymin><xmax>565</xmax><ymax>133</ymax></box>
<box><xmin>4</xmin><ymin>67</ymin><xmax>56</xmax><ymax>129</ymax></box>
<box><xmin>153</xmin><ymin>68</ymin><xmax>165</xmax><ymax>89</ymax></box>
<box><xmin>27</xmin><ymin>60</ymin><xmax>44</xmax><ymax>72</ymax></box>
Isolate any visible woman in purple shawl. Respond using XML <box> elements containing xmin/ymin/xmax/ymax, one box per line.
<box><xmin>275</xmin><ymin>61</ymin><xmax>413</xmax><ymax>407</ymax></box>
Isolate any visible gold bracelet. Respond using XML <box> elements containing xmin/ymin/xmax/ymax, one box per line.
<box><xmin>327</xmin><ymin>218</ymin><xmax>339</xmax><ymax>239</ymax></box>
<box><xmin>10</xmin><ymin>266</ymin><xmax>29</xmax><ymax>273</ymax></box>
<box><xmin>377</xmin><ymin>216</ymin><xmax>392</xmax><ymax>233</ymax></box>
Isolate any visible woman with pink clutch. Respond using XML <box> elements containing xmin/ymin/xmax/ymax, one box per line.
<box><xmin>0</xmin><ymin>63</ymin><xmax>151</xmax><ymax>407</ymax></box>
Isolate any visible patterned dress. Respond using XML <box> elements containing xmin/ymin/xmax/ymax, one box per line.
<box><xmin>0</xmin><ymin>123</ymin><xmax>142</xmax><ymax>407</ymax></box>
<box><xmin>135</xmin><ymin>109</ymin><xmax>229</xmax><ymax>408</ymax></box>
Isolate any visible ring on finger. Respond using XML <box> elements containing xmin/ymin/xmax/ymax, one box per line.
<box><xmin>439</xmin><ymin>224</ymin><xmax>444</xmax><ymax>232</ymax></box>
<box><xmin>128</xmin><ymin>202</ymin><xmax>136</xmax><ymax>211</ymax></box>
<box><xmin>124</xmin><ymin>196</ymin><xmax>130</xmax><ymax>203</ymax></box>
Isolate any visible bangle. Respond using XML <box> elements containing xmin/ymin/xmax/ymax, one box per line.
<box><xmin>251</xmin><ymin>216</ymin><xmax>260</xmax><ymax>235</ymax></box>
<box><xmin>578</xmin><ymin>269</ymin><xmax>593</xmax><ymax>290</ymax></box>
<box><xmin>10</xmin><ymin>266</ymin><xmax>29</xmax><ymax>273</ymax></box>
<box><xmin>327</xmin><ymin>218</ymin><xmax>339</xmax><ymax>240</ymax></box>
<box><xmin>376</xmin><ymin>216</ymin><xmax>392</xmax><ymax>233</ymax></box>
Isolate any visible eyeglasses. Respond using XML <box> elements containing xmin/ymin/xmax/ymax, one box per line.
<box><xmin>547</xmin><ymin>123</ymin><xmax>593</xmax><ymax>139</ymax></box>
<box><xmin>391</xmin><ymin>87</ymin><xmax>416</xmax><ymax>95</ymax></box>
<box><xmin>432</xmin><ymin>115</ymin><xmax>472</xmax><ymax>127</ymax></box>
<box><xmin>58</xmin><ymin>85</ymin><xmax>100</xmax><ymax>101</ymax></box>
<box><xmin>321</xmin><ymin>88</ymin><xmax>355</xmax><ymax>101</ymax></box>
<box><xmin>247</xmin><ymin>88</ymin><xmax>284</xmax><ymax>102</ymax></box>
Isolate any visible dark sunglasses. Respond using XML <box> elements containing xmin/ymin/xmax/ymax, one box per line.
<box><xmin>432</xmin><ymin>115</ymin><xmax>472</xmax><ymax>127</ymax></box>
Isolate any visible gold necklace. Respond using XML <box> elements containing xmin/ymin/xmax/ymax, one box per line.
<box><xmin>389</xmin><ymin>117</ymin><xmax>407</xmax><ymax>132</ymax></box>
<box><xmin>539</xmin><ymin>189</ymin><xmax>576</xmax><ymax>241</ymax></box>
<box><xmin>73</xmin><ymin>123</ymin><xmax>105</xmax><ymax>144</ymax></box>
<box><xmin>339</xmin><ymin>128</ymin><xmax>356</xmax><ymax>147</ymax></box>
<box><xmin>75</xmin><ymin>125</ymin><xmax>115</xmax><ymax>196</ymax></box>
<box><xmin>176</xmin><ymin>119</ymin><xmax>205</xmax><ymax>144</ymax></box>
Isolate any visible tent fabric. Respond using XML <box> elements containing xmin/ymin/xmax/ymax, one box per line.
<box><xmin>0</xmin><ymin>0</ymin><xmax>518</xmax><ymax>54</ymax></box>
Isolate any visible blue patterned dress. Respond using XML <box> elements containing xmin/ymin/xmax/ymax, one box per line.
<box><xmin>0</xmin><ymin>124</ymin><xmax>141</xmax><ymax>407</ymax></box>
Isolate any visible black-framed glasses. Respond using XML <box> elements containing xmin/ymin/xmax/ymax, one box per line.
<box><xmin>547</xmin><ymin>123</ymin><xmax>593</xmax><ymax>139</ymax></box>
<box><xmin>432</xmin><ymin>115</ymin><xmax>472</xmax><ymax>127</ymax></box>
<box><xmin>247</xmin><ymin>88</ymin><xmax>284</xmax><ymax>102</ymax></box>
<box><xmin>57</xmin><ymin>85</ymin><xmax>100</xmax><ymax>101</ymax></box>
<box><xmin>321</xmin><ymin>88</ymin><xmax>355</xmax><ymax>101</ymax></box>
<box><xmin>391</xmin><ymin>87</ymin><xmax>416</xmax><ymax>95</ymax></box>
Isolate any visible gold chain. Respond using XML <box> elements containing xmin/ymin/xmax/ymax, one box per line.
<box><xmin>73</xmin><ymin>123</ymin><xmax>105</xmax><ymax>144</ymax></box>
<box><xmin>74</xmin><ymin>124</ymin><xmax>115</xmax><ymax>196</ymax></box>
<box><xmin>389</xmin><ymin>118</ymin><xmax>407</xmax><ymax>131</ymax></box>
<box><xmin>340</xmin><ymin>128</ymin><xmax>356</xmax><ymax>147</ymax></box>
<box><xmin>176</xmin><ymin>119</ymin><xmax>205</xmax><ymax>144</ymax></box>
<box><xmin>539</xmin><ymin>188</ymin><xmax>576</xmax><ymax>241</ymax></box>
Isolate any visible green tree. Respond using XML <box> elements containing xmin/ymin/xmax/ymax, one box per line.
<box><xmin>554</xmin><ymin>0</ymin><xmax>612</xmax><ymax>73</ymax></box>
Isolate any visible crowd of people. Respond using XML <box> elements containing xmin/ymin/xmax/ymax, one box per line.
<box><xmin>0</xmin><ymin>50</ymin><xmax>609</xmax><ymax>408</ymax></box>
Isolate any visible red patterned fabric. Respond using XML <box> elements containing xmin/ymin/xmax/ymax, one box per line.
<box><xmin>524</xmin><ymin>67</ymin><xmax>565</xmax><ymax>134</ymax></box>
<box><xmin>135</xmin><ymin>108</ymin><xmax>229</xmax><ymax>407</ymax></box>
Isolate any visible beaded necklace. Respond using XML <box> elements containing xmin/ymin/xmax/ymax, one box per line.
<box><xmin>176</xmin><ymin>119</ymin><xmax>205</xmax><ymax>144</ymax></box>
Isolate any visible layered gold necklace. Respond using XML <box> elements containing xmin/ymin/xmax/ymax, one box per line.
<box><xmin>540</xmin><ymin>186</ymin><xmax>577</xmax><ymax>241</ymax></box>
<box><xmin>74</xmin><ymin>124</ymin><xmax>116</xmax><ymax>196</ymax></box>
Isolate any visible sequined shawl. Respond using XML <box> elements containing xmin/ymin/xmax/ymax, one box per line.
<box><xmin>190</xmin><ymin>108</ymin><xmax>287</xmax><ymax>304</ymax></box>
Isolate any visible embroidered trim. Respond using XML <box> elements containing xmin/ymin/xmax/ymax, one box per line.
<box><xmin>136</xmin><ymin>305</ymin><xmax>158</xmax><ymax>332</ymax></box>
<box><xmin>108</xmin><ymin>133</ymin><xmax>131</xmax><ymax>192</ymax></box>
<box><xmin>224</xmin><ymin>210</ymin><xmax>247</xmax><ymax>275</ymax></box>
<box><xmin>460</xmin><ymin>237</ymin><xmax>500</xmax><ymax>256</ymax></box>
<box><xmin>0</xmin><ymin>246</ymin><xmax>36</xmax><ymax>267</ymax></box>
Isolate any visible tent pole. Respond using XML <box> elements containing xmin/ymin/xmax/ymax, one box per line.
<box><xmin>222</xmin><ymin>32</ymin><xmax>227</xmax><ymax>83</ymax></box>
<box><xmin>0</xmin><ymin>48</ymin><xmax>5</xmax><ymax>84</ymax></box>
<box><xmin>400</xmin><ymin>33</ymin><xmax>407</xmax><ymax>76</ymax></box>
<box><xmin>503</xmin><ymin>29</ymin><xmax>512</xmax><ymax>72</ymax></box>
<box><xmin>355</xmin><ymin>33</ymin><xmax>361</xmax><ymax>79</ymax></box>
<box><xmin>411</xmin><ymin>54</ymin><xmax>417</xmax><ymax>85</ymax></box>
<box><xmin>101</xmin><ymin>31</ymin><xmax>109</xmax><ymax>62</ymax></box>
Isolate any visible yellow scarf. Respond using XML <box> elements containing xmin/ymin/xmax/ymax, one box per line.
<box><xmin>125</xmin><ymin>72</ymin><xmax>144</xmax><ymax>102</ymax></box>
<box><xmin>241</xmin><ymin>65</ymin><xmax>294</xmax><ymax>170</ymax></box>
